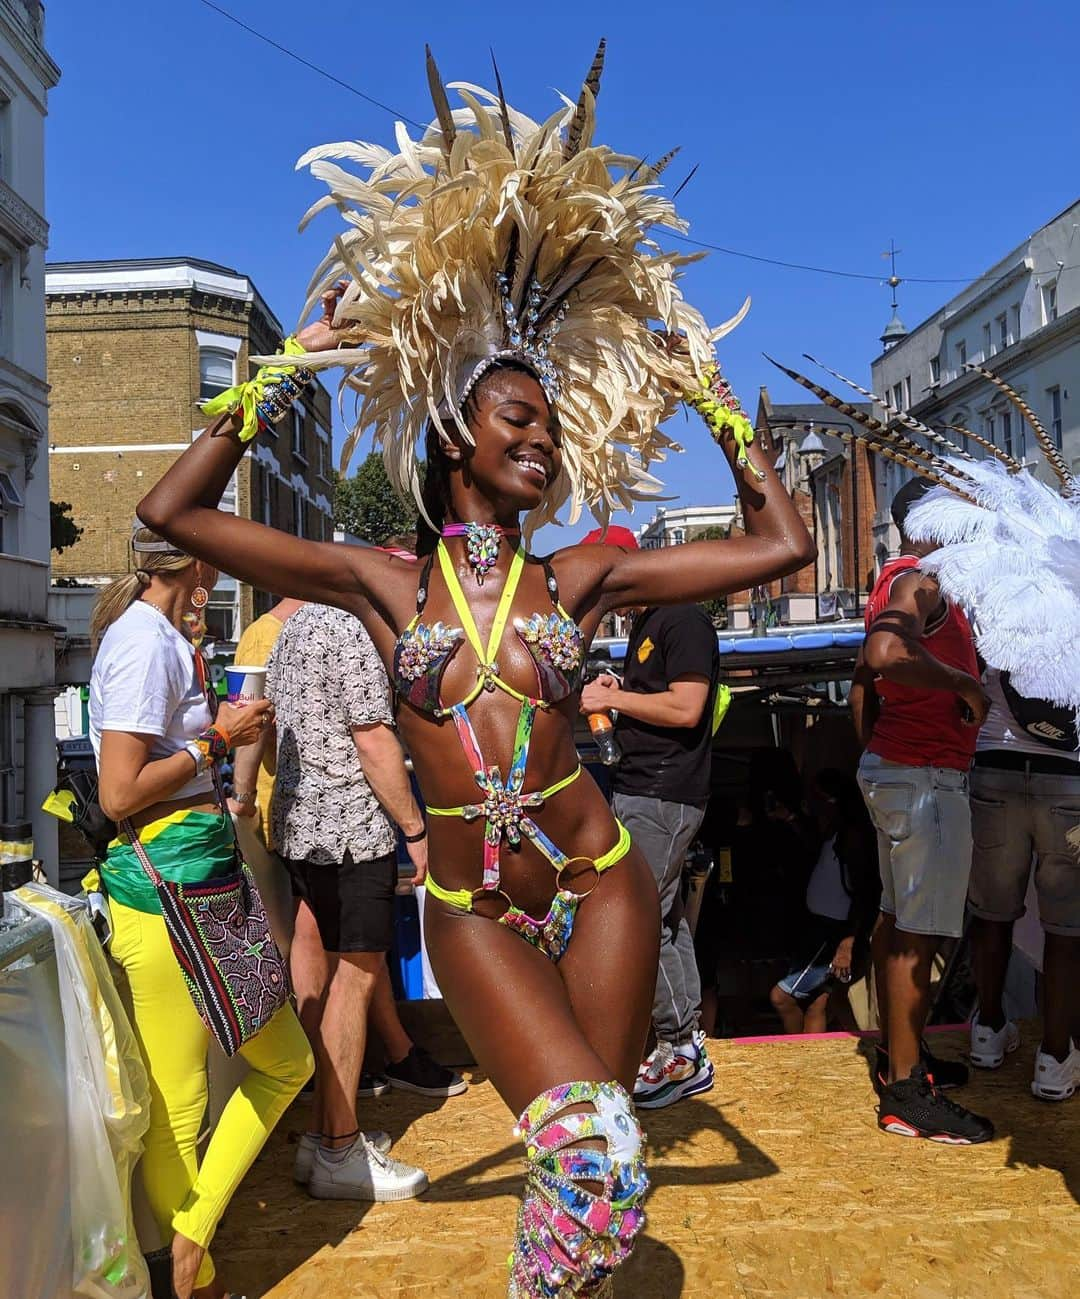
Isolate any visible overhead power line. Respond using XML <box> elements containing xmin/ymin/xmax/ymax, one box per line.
<box><xmin>196</xmin><ymin>0</ymin><xmax>1072</xmax><ymax>290</ymax></box>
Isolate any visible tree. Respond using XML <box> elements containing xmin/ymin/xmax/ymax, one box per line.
<box><xmin>692</xmin><ymin>524</ymin><xmax>729</xmax><ymax>627</ymax></box>
<box><xmin>50</xmin><ymin>500</ymin><xmax>83</xmax><ymax>554</ymax></box>
<box><xmin>333</xmin><ymin>452</ymin><xmax>422</xmax><ymax>546</ymax></box>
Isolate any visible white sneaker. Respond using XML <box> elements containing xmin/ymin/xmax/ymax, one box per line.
<box><xmin>970</xmin><ymin>1017</ymin><xmax>1020</xmax><ymax>1069</ymax></box>
<box><xmin>636</xmin><ymin>1044</ymin><xmax>659</xmax><ymax>1082</ymax></box>
<box><xmin>1031</xmin><ymin>1041</ymin><xmax>1080</xmax><ymax>1101</ymax></box>
<box><xmin>293</xmin><ymin>1130</ymin><xmax>393</xmax><ymax>1184</ymax></box>
<box><xmin>633</xmin><ymin>1038</ymin><xmax>714</xmax><ymax>1109</ymax></box>
<box><xmin>308</xmin><ymin>1135</ymin><xmax>428</xmax><ymax>1201</ymax></box>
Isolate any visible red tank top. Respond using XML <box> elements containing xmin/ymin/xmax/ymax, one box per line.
<box><xmin>864</xmin><ymin>555</ymin><xmax>978</xmax><ymax>771</ymax></box>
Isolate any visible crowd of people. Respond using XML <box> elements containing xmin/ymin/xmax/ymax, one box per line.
<box><xmin>71</xmin><ymin>45</ymin><xmax>1079</xmax><ymax>1299</ymax></box>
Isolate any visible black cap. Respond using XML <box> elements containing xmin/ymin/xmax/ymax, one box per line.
<box><xmin>890</xmin><ymin>476</ymin><xmax>933</xmax><ymax>533</ymax></box>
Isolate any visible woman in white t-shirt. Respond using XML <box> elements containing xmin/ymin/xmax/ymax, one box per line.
<box><xmin>89</xmin><ymin>528</ymin><xmax>313</xmax><ymax>1299</ymax></box>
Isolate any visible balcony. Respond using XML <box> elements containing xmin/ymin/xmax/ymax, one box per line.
<box><xmin>0</xmin><ymin>552</ymin><xmax>49</xmax><ymax>622</ymax></box>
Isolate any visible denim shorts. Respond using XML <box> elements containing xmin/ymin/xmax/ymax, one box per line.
<box><xmin>969</xmin><ymin>765</ymin><xmax>1080</xmax><ymax>936</ymax></box>
<box><xmin>857</xmin><ymin>752</ymin><xmax>972</xmax><ymax>938</ymax></box>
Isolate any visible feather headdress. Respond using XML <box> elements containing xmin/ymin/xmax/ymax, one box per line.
<box><xmin>256</xmin><ymin>43</ymin><xmax>746</xmax><ymax>532</ymax></box>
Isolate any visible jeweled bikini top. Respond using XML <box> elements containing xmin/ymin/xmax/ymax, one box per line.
<box><xmin>393</xmin><ymin>542</ymin><xmax>584</xmax><ymax>718</ymax></box>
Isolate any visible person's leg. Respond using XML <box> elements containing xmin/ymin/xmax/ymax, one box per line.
<box><xmin>884</xmin><ymin>927</ymin><xmax>939</xmax><ymax>1082</ymax></box>
<box><xmin>108</xmin><ymin>901</ymin><xmax>219</xmax><ymax>1298</ymax></box>
<box><xmin>871</xmin><ymin>911</ymin><xmax>894</xmax><ymax>1046</ymax></box>
<box><xmin>803</xmin><ymin>991</ymin><xmax>830</xmax><ymax>1034</ymax></box>
<box><xmin>368</xmin><ymin>958</ymin><xmax>414</xmax><ymax>1065</ymax></box>
<box><xmin>289</xmin><ymin>896</ymin><xmax>331</xmax><ymax>1043</ymax></box>
<box><xmin>424</xmin><ymin>853</ymin><xmax>655</xmax><ymax>1294</ymax></box>
<box><xmin>769</xmin><ymin>984</ymin><xmax>806</xmax><ymax>1033</ymax></box>
<box><xmin>971</xmin><ymin>915</ymin><xmax>1015</xmax><ymax>1029</ymax></box>
<box><xmin>1041</xmin><ymin>933</ymin><xmax>1080</xmax><ymax>1061</ymax></box>
<box><xmin>612</xmin><ymin>794</ymin><xmax>702</xmax><ymax>1046</ymax></box>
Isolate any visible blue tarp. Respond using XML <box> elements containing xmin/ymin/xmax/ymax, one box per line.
<box><xmin>598</xmin><ymin>628</ymin><xmax>865</xmax><ymax>662</ymax></box>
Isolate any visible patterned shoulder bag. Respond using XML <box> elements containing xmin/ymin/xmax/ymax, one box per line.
<box><xmin>120</xmin><ymin>650</ymin><xmax>289</xmax><ymax>1056</ymax></box>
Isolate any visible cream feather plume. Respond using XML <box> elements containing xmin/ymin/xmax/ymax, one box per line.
<box><xmin>255</xmin><ymin>46</ymin><xmax>735</xmax><ymax>534</ymax></box>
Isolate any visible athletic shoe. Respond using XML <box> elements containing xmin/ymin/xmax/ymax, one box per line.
<box><xmin>874</xmin><ymin>1041</ymin><xmax>969</xmax><ymax>1092</ymax></box>
<box><xmin>633</xmin><ymin>1038</ymin><xmax>715</xmax><ymax>1109</ymax></box>
<box><xmin>308</xmin><ymin>1136</ymin><xmax>428</xmax><ymax>1201</ymax></box>
<box><xmin>970</xmin><ymin>1017</ymin><xmax>1021</xmax><ymax>1070</ymax></box>
<box><xmin>357</xmin><ymin>1072</ymin><xmax>390</xmax><ymax>1098</ymax></box>
<box><xmin>1031</xmin><ymin>1040</ymin><xmax>1080</xmax><ymax>1101</ymax></box>
<box><xmin>384</xmin><ymin>1045</ymin><xmax>468</xmax><ymax>1097</ymax></box>
<box><xmin>877</xmin><ymin>1066</ymin><xmax>994</xmax><ymax>1144</ymax></box>
<box><xmin>293</xmin><ymin>1130</ymin><xmax>392</xmax><ymax>1185</ymax></box>
<box><xmin>636</xmin><ymin>1044</ymin><xmax>659</xmax><ymax>1084</ymax></box>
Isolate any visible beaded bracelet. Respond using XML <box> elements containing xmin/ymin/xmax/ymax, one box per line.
<box><xmin>201</xmin><ymin>336</ymin><xmax>316</xmax><ymax>444</ymax></box>
<box><xmin>194</xmin><ymin>723</ymin><xmax>231</xmax><ymax>765</ymax></box>
<box><xmin>685</xmin><ymin>364</ymin><xmax>767</xmax><ymax>481</ymax></box>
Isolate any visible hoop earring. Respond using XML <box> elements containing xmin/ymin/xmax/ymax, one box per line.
<box><xmin>191</xmin><ymin>586</ymin><xmax>209</xmax><ymax>610</ymax></box>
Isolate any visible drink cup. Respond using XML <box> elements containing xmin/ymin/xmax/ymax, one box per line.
<box><xmin>225</xmin><ymin>665</ymin><xmax>267</xmax><ymax>706</ymax></box>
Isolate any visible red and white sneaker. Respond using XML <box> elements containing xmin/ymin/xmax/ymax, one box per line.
<box><xmin>633</xmin><ymin>1038</ymin><xmax>714</xmax><ymax>1109</ymax></box>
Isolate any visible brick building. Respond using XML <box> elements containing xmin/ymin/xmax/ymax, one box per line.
<box><xmin>45</xmin><ymin>257</ymin><xmax>334</xmax><ymax>639</ymax></box>
<box><xmin>734</xmin><ymin>389</ymin><xmax>878</xmax><ymax>623</ymax></box>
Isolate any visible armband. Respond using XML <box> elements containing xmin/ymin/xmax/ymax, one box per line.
<box><xmin>201</xmin><ymin>335</ymin><xmax>316</xmax><ymax>444</ymax></box>
<box><xmin>685</xmin><ymin>363</ymin><xmax>766</xmax><ymax>480</ymax></box>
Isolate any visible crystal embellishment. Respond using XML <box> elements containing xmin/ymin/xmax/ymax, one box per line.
<box><xmin>395</xmin><ymin>621</ymin><xmax>462</xmax><ymax>680</ymax></box>
<box><xmin>515</xmin><ymin>613</ymin><xmax>584</xmax><ymax>673</ymax></box>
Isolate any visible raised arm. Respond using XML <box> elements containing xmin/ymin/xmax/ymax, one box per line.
<box><xmin>136</xmin><ymin>293</ymin><xmax>397</xmax><ymax>618</ymax></box>
<box><xmin>593</xmin><ymin>414</ymin><xmax>815</xmax><ymax>613</ymax></box>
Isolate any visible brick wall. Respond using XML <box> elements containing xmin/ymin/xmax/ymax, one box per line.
<box><xmin>47</xmin><ymin>284</ymin><xmax>333</xmax><ymax>632</ymax></box>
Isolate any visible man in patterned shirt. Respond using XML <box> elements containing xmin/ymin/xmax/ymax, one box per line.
<box><xmin>267</xmin><ymin>602</ymin><xmax>451</xmax><ymax>1200</ymax></box>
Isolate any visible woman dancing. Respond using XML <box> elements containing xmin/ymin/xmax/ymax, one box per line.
<box><xmin>138</xmin><ymin>47</ymin><xmax>813</xmax><ymax>1297</ymax></box>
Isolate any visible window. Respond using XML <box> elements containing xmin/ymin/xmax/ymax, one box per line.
<box><xmin>982</xmin><ymin>323</ymin><xmax>992</xmax><ymax>359</ymax></box>
<box><xmin>997</xmin><ymin>313</ymin><xmax>1009</xmax><ymax>352</ymax></box>
<box><xmin>891</xmin><ymin>382</ymin><xmax>903</xmax><ymax>411</ymax></box>
<box><xmin>929</xmin><ymin>355</ymin><xmax>941</xmax><ymax>385</ymax></box>
<box><xmin>198</xmin><ymin>348</ymin><xmax>234</xmax><ymax>400</ymax></box>
<box><xmin>291</xmin><ymin>408</ymin><xmax>306</xmax><ymax>462</ymax></box>
<box><xmin>984</xmin><ymin>415</ymin><xmax>994</xmax><ymax>447</ymax></box>
<box><xmin>1012</xmin><ymin>304</ymin><xmax>1022</xmax><ymax>342</ymax></box>
<box><xmin>317</xmin><ymin>438</ymin><xmax>329</xmax><ymax>482</ymax></box>
<box><xmin>293</xmin><ymin>492</ymin><xmax>305</xmax><ymax>538</ymax></box>
<box><xmin>204</xmin><ymin>586</ymin><xmax>236</xmax><ymax>644</ymax></box>
<box><xmin>1043</xmin><ymin>281</ymin><xmax>1058</xmax><ymax>324</ymax></box>
<box><xmin>0</xmin><ymin>468</ymin><xmax>23</xmax><ymax>555</ymax></box>
<box><xmin>956</xmin><ymin>339</ymin><xmax>967</xmax><ymax>372</ymax></box>
<box><xmin>1049</xmin><ymin>386</ymin><xmax>1062</xmax><ymax>449</ymax></box>
<box><xmin>1001</xmin><ymin>410</ymin><xmax>1013</xmax><ymax>459</ymax></box>
<box><xmin>903</xmin><ymin>375</ymin><xmax>912</xmax><ymax>409</ymax></box>
<box><xmin>670</xmin><ymin>527</ymin><xmax>685</xmax><ymax>546</ymax></box>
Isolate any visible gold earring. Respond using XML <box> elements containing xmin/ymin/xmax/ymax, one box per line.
<box><xmin>191</xmin><ymin>586</ymin><xmax>209</xmax><ymax>610</ymax></box>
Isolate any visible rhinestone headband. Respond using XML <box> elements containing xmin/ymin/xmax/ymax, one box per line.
<box><xmin>457</xmin><ymin>274</ymin><xmax>569</xmax><ymax>410</ymax></box>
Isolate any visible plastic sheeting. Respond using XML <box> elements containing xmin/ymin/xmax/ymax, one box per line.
<box><xmin>5</xmin><ymin>886</ymin><xmax>151</xmax><ymax>1299</ymax></box>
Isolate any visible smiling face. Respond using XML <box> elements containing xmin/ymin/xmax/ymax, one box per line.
<box><xmin>441</xmin><ymin>364</ymin><xmax>563</xmax><ymax>523</ymax></box>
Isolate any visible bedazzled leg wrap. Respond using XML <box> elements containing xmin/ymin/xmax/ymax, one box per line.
<box><xmin>508</xmin><ymin>1080</ymin><xmax>648</xmax><ymax>1297</ymax></box>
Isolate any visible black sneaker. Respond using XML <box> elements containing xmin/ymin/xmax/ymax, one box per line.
<box><xmin>357</xmin><ymin>1072</ymin><xmax>390</xmax><ymax>1098</ymax></box>
<box><xmin>384</xmin><ymin>1046</ymin><xmax>468</xmax><ymax>1097</ymax></box>
<box><xmin>875</xmin><ymin>1041</ymin><xmax>970</xmax><ymax>1093</ymax></box>
<box><xmin>877</xmin><ymin>1067</ymin><xmax>994</xmax><ymax>1144</ymax></box>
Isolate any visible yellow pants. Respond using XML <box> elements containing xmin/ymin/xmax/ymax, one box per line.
<box><xmin>109</xmin><ymin>899</ymin><xmax>314</xmax><ymax>1288</ymax></box>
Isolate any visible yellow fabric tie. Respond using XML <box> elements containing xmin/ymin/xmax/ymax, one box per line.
<box><xmin>201</xmin><ymin>335</ymin><xmax>307</xmax><ymax>443</ymax></box>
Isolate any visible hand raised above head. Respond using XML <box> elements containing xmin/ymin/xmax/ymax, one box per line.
<box><xmin>296</xmin><ymin>281</ymin><xmax>352</xmax><ymax>354</ymax></box>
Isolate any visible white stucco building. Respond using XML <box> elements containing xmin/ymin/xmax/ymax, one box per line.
<box><xmin>0</xmin><ymin>1</ymin><xmax>59</xmax><ymax>872</ymax></box>
<box><xmin>637</xmin><ymin>503</ymin><xmax>737</xmax><ymax>549</ymax></box>
<box><xmin>870</xmin><ymin>198</ymin><xmax>1080</xmax><ymax>560</ymax></box>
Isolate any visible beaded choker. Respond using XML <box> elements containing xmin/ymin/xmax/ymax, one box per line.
<box><xmin>441</xmin><ymin>523</ymin><xmax>521</xmax><ymax>584</ymax></box>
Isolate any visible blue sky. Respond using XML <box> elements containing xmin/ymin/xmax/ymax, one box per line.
<box><xmin>47</xmin><ymin>0</ymin><xmax>1080</xmax><ymax>545</ymax></box>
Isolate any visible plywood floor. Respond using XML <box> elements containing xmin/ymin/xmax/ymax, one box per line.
<box><xmin>213</xmin><ymin>1027</ymin><xmax>1080</xmax><ymax>1298</ymax></box>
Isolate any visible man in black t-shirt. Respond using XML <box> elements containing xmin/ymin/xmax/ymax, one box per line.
<box><xmin>580</xmin><ymin>600</ymin><xmax>719</xmax><ymax>1109</ymax></box>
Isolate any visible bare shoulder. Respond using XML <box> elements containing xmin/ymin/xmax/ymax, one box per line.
<box><xmin>883</xmin><ymin>566</ymin><xmax>940</xmax><ymax>610</ymax></box>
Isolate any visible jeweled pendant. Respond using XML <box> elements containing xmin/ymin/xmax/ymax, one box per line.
<box><xmin>464</xmin><ymin>522</ymin><xmax>503</xmax><ymax>584</ymax></box>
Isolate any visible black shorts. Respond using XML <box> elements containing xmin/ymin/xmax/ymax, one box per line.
<box><xmin>284</xmin><ymin>850</ymin><xmax>397</xmax><ymax>953</ymax></box>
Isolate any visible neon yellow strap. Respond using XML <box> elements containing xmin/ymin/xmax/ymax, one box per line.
<box><xmin>427</xmin><ymin>764</ymin><xmax>583</xmax><ymax>818</ymax></box>
<box><xmin>201</xmin><ymin>335</ymin><xmax>307</xmax><ymax>443</ymax></box>
<box><xmin>424</xmin><ymin>817</ymin><xmax>631</xmax><ymax>913</ymax></box>
<box><xmin>437</xmin><ymin>541</ymin><xmax>525</xmax><ymax>668</ymax></box>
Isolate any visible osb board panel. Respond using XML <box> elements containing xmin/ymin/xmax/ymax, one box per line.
<box><xmin>212</xmin><ymin>1029</ymin><xmax>1080</xmax><ymax>1298</ymax></box>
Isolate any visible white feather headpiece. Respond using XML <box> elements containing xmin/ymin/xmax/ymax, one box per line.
<box><xmin>256</xmin><ymin>43</ymin><xmax>746</xmax><ymax>532</ymax></box>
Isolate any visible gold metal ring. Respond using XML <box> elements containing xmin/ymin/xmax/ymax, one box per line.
<box><xmin>555</xmin><ymin>856</ymin><xmax>601</xmax><ymax>901</ymax></box>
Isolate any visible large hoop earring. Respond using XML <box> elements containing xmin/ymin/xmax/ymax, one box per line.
<box><xmin>191</xmin><ymin>586</ymin><xmax>209</xmax><ymax>610</ymax></box>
